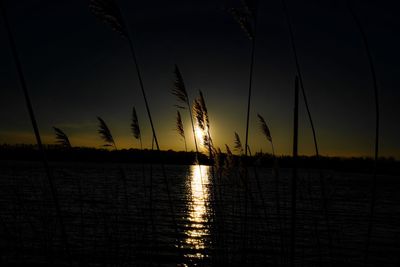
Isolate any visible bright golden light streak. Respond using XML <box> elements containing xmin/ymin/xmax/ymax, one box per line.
<box><xmin>183</xmin><ymin>165</ymin><xmax>210</xmax><ymax>261</ymax></box>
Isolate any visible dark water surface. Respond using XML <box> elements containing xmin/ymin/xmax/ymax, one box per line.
<box><xmin>0</xmin><ymin>161</ymin><xmax>399</xmax><ymax>266</ymax></box>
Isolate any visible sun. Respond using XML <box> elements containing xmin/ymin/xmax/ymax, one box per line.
<box><xmin>195</xmin><ymin>125</ymin><xmax>205</xmax><ymax>146</ymax></box>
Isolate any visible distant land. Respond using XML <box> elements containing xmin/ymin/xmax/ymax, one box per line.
<box><xmin>1</xmin><ymin>144</ymin><xmax>399</xmax><ymax>175</ymax></box>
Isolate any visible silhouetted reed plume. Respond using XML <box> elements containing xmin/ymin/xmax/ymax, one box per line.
<box><xmin>53</xmin><ymin>127</ymin><xmax>72</xmax><ymax>149</ymax></box>
<box><xmin>193</xmin><ymin>100</ymin><xmax>205</xmax><ymax>134</ymax></box>
<box><xmin>256</xmin><ymin>112</ymin><xmax>276</xmax><ymax>152</ymax></box>
<box><xmin>97</xmin><ymin>117</ymin><xmax>117</xmax><ymax>149</ymax></box>
<box><xmin>130</xmin><ymin>106</ymin><xmax>142</xmax><ymax>148</ymax></box>
<box><xmin>228</xmin><ymin>0</ymin><xmax>256</xmax><ymax>40</ymax></box>
<box><xmin>172</xmin><ymin>65</ymin><xmax>201</xmax><ymax>157</ymax></box>
<box><xmin>89</xmin><ymin>0</ymin><xmax>127</xmax><ymax>38</ymax></box>
<box><xmin>193</xmin><ymin>90</ymin><xmax>214</xmax><ymax>155</ymax></box>
<box><xmin>172</xmin><ymin>65</ymin><xmax>189</xmax><ymax>108</ymax></box>
<box><xmin>257</xmin><ymin>114</ymin><xmax>273</xmax><ymax>148</ymax></box>
<box><xmin>199</xmin><ymin>91</ymin><xmax>210</xmax><ymax>130</ymax></box>
<box><xmin>176</xmin><ymin>111</ymin><xmax>187</xmax><ymax>152</ymax></box>
<box><xmin>234</xmin><ymin>132</ymin><xmax>244</xmax><ymax>155</ymax></box>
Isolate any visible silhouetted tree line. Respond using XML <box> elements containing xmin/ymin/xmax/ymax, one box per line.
<box><xmin>0</xmin><ymin>144</ymin><xmax>209</xmax><ymax>165</ymax></box>
<box><xmin>0</xmin><ymin>144</ymin><xmax>398</xmax><ymax>174</ymax></box>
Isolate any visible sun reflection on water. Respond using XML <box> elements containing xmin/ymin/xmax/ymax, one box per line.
<box><xmin>183</xmin><ymin>165</ymin><xmax>210</xmax><ymax>263</ymax></box>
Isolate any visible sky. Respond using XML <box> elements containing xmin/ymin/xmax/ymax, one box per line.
<box><xmin>0</xmin><ymin>0</ymin><xmax>399</xmax><ymax>158</ymax></box>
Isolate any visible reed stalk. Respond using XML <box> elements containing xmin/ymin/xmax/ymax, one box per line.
<box><xmin>281</xmin><ymin>1</ymin><xmax>333</xmax><ymax>261</ymax></box>
<box><xmin>0</xmin><ymin>0</ymin><xmax>70</xmax><ymax>262</ymax></box>
<box><xmin>257</xmin><ymin>113</ymin><xmax>285</xmax><ymax>263</ymax></box>
<box><xmin>89</xmin><ymin>0</ymin><xmax>178</xmax><ymax>240</ymax></box>
<box><xmin>291</xmin><ymin>76</ymin><xmax>300</xmax><ymax>267</ymax></box>
<box><xmin>347</xmin><ymin>3</ymin><xmax>380</xmax><ymax>263</ymax></box>
<box><xmin>173</xmin><ymin>65</ymin><xmax>200</xmax><ymax>159</ymax></box>
<box><xmin>228</xmin><ymin>2</ymin><xmax>260</xmax><ymax>261</ymax></box>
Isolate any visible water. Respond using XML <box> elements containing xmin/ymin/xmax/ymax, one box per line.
<box><xmin>0</xmin><ymin>161</ymin><xmax>399</xmax><ymax>266</ymax></box>
<box><xmin>182</xmin><ymin>165</ymin><xmax>211</xmax><ymax>263</ymax></box>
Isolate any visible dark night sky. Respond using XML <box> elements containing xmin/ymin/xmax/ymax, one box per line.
<box><xmin>0</xmin><ymin>0</ymin><xmax>399</xmax><ymax>158</ymax></box>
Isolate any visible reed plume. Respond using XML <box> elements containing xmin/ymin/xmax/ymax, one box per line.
<box><xmin>176</xmin><ymin>110</ymin><xmax>187</xmax><ymax>152</ymax></box>
<box><xmin>257</xmin><ymin>114</ymin><xmax>276</xmax><ymax>155</ymax></box>
<box><xmin>234</xmin><ymin>132</ymin><xmax>244</xmax><ymax>155</ymax></box>
<box><xmin>172</xmin><ymin>65</ymin><xmax>189</xmax><ymax>106</ymax></box>
<box><xmin>193</xmin><ymin>91</ymin><xmax>214</xmax><ymax>153</ymax></box>
<box><xmin>257</xmin><ymin>114</ymin><xmax>272</xmax><ymax>143</ymax></box>
<box><xmin>130</xmin><ymin>106</ymin><xmax>142</xmax><ymax>148</ymax></box>
<box><xmin>228</xmin><ymin>1</ymin><xmax>256</xmax><ymax>40</ymax></box>
<box><xmin>199</xmin><ymin>90</ymin><xmax>210</xmax><ymax>129</ymax></box>
<box><xmin>97</xmin><ymin>116</ymin><xmax>117</xmax><ymax>149</ymax></box>
<box><xmin>172</xmin><ymin>65</ymin><xmax>201</xmax><ymax>159</ymax></box>
<box><xmin>89</xmin><ymin>0</ymin><xmax>127</xmax><ymax>38</ymax></box>
<box><xmin>193</xmin><ymin>99</ymin><xmax>205</xmax><ymax>133</ymax></box>
<box><xmin>53</xmin><ymin>127</ymin><xmax>72</xmax><ymax>148</ymax></box>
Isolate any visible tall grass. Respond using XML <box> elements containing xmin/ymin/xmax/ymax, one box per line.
<box><xmin>257</xmin><ymin>113</ymin><xmax>285</xmax><ymax>262</ymax></box>
<box><xmin>0</xmin><ymin>0</ymin><xmax>70</xmax><ymax>261</ymax></box>
<box><xmin>172</xmin><ymin>65</ymin><xmax>200</xmax><ymax>159</ymax></box>
<box><xmin>176</xmin><ymin>110</ymin><xmax>187</xmax><ymax>152</ymax></box>
<box><xmin>97</xmin><ymin>116</ymin><xmax>130</xmax><ymax>209</ymax></box>
<box><xmin>347</xmin><ymin>2</ymin><xmax>380</xmax><ymax>263</ymax></box>
<box><xmin>291</xmin><ymin>76</ymin><xmax>300</xmax><ymax>267</ymax></box>
<box><xmin>89</xmin><ymin>0</ymin><xmax>179</xmax><ymax>240</ymax></box>
<box><xmin>228</xmin><ymin>0</ymin><xmax>258</xmax><ymax>157</ymax></box>
<box><xmin>97</xmin><ymin>117</ymin><xmax>117</xmax><ymax>150</ymax></box>
<box><xmin>228</xmin><ymin>3</ymin><xmax>260</xmax><ymax>261</ymax></box>
<box><xmin>130</xmin><ymin>106</ymin><xmax>142</xmax><ymax>149</ymax></box>
<box><xmin>281</xmin><ymin>1</ymin><xmax>333</xmax><ymax>259</ymax></box>
<box><xmin>53</xmin><ymin>127</ymin><xmax>72</xmax><ymax>149</ymax></box>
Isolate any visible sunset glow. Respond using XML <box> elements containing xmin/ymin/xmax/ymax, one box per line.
<box><xmin>194</xmin><ymin>125</ymin><xmax>206</xmax><ymax>147</ymax></box>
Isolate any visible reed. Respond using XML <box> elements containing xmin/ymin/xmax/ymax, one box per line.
<box><xmin>172</xmin><ymin>66</ymin><xmax>207</xmax><ymax>216</ymax></box>
<box><xmin>257</xmin><ymin>113</ymin><xmax>285</xmax><ymax>263</ymax></box>
<box><xmin>130</xmin><ymin>106</ymin><xmax>142</xmax><ymax>149</ymax></box>
<box><xmin>347</xmin><ymin>2</ymin><xmax>380</xmax><ymax>263</ymax></box>
<box><xmin>172</xmin><ymin>65</ymin><xmax>201</xmax><ymax>158</ymax></box>
<box><xmin>228</xmin><ymin>0</ymin><xmax>258</xmax><ymax>157</ymax></box>
<box><xmin>192</xmin><ymin>91</ymin><xmax>222</xmax><ymax>242</ymax></box>
<box><xmin>0</xmin><ymin>0</ymin><xmax>70</xmax><ymax>262</ymax></box>
<box><xmin>228</xmin><ymin>3</ymin><xmax>260</xmax><ymax>259</ymax></box>
<box><xmin>291</xmin><ymin>76</ymin><xmax>300</xmax><ymax>267</ymax></box>
<box><xmin>90</xmin><ymin>0</ymin><xmax>179</xmax><ymax>243</ymax></box>
<box><xmin>281</xmin><ymin>1</ymin><xmax>333</xmax><ymax>260</ymax></box>
<box><xmin>53</xmin><ymin>127</ymin><xmax>72</xmax><ymax>149</ymax></box>
<box><xmin>176</xmin><ymin>110</ymin><xmax>187</xmax><ymax>152</ymax></box>
<box><xmin>97</xmin><ymin>117</ymin><xmax>117</xmax><ymax>150</ymax></box>
<box><xmin>234</xmin><ymin>132</ymin><xmax>244</xmax><ymax>155</ymax></box>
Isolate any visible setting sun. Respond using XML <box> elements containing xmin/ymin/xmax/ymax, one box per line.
<box><xmin>195</xmin><ymin>125</ymin><xmax>206</xmax><ymax>146</ymax></box>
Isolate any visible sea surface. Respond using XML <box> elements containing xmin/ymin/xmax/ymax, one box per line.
<box><xmin>0</xmin><ymin>161</ymin><xmax>399</xmax><ymax>266</ymax></box>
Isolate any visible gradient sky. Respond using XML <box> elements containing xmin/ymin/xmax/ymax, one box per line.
<box><xmin>0</xmin><ymin>0</ymin><xmax>399</xmax><ymax>158</ymax></box>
